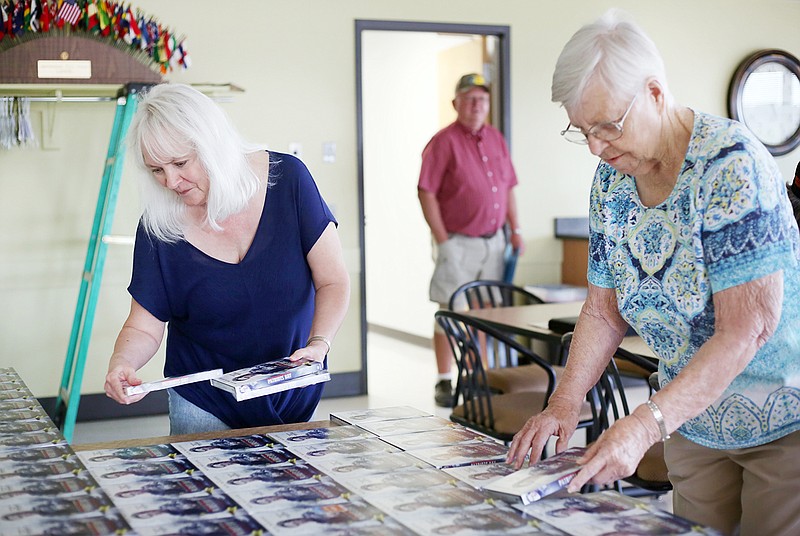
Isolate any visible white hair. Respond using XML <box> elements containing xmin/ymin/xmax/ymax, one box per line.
<box><xmin>552</xmin><ymin>9</ymin><xmax>670</xmax><ymax>111</ymax></box>
<box><xmin>128</xmin><ymin>83</ymin><xmax>268</xmax><ymax>242</ymax></box>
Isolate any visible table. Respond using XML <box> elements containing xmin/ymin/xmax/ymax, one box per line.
<box><xmin>73</xmin><ymin>420</ymin><xmax>330</xmax><ymax>451</ymax></box>
<box><xmin>461</xmin><ymin>300</ymin><xmax>656</xmax><ymax>360</ymax></box>
<box><xmin>1</xmin><ymin>366</ymin><xmax>716</xmax><ymax>535</ymax></box>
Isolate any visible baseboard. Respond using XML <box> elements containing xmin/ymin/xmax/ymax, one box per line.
<box><xmin>38</xmin><ymin>371</ymin><xmax>365</xmax><ymax>423</ymax></box>
<box><xmin>368</xmin><ymin>323</ymin><xmax>431</xmax><ymax>349</ymax></box>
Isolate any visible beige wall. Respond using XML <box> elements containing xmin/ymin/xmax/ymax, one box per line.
<box><xmin>2</xmin><ymin>0</ymin><xmax>800</xmax><ymax>398</ymax></box>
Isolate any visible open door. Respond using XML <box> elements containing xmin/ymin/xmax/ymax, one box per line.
<box><xmin>355</xmin><ymin>20</ymin><xmax>511</xmax><ymax>393</ymax></box>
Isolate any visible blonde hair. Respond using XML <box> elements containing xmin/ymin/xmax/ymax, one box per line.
<box><xmin>128</xmin><ymin>83</ymin><xmax>268</xmax><ymax>242</ymax></box>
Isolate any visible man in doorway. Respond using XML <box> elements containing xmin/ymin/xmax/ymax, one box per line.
<box><xmin>418</xmin><ymin>73</ymin><xmax>525</xmax><ymax>407</ymax></box>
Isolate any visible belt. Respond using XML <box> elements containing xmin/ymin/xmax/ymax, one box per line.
<box><xmin>451</xmin><ymin>230</ymin><xmax>500</xmax><ymax>240</ymax></box>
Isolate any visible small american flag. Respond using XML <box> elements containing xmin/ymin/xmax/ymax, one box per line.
<box><xmin>57</xmin><ymin>0</ymin><xmax>81</xmax><ymax>26</ymax></box>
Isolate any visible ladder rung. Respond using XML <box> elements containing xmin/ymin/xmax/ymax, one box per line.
<box><xmin>102</xmin><ymin>234</ymin><xmax>135</xmax><ymax>246</ymax></box>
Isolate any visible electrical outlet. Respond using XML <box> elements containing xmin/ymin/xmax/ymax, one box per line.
<box><xmin>323</xmin><ymin>142</ymin><xmax>336</xmax><ymax>163</ymax></box>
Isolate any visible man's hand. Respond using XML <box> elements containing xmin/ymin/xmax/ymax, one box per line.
<box><xmin>510</xmin><ymin>230</ymin><xmax>525</xmax><ymax>255</ymax></box>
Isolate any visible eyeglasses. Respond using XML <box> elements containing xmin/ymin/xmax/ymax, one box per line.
<box><xmin>560</xmin><ymin>93</ymin><xmax>639</xmax><ymax>145</ymax></box>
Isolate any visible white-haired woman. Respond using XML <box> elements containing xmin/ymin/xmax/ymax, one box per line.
<box><xmin>104</xmin><ymin>84</ymin><xmax>349</xmax><ymax>435</ymax></box>
<box><xmin>507</xmin><ymin>10</ymin><xmax>800</xmax><ymax>535</ymax></box>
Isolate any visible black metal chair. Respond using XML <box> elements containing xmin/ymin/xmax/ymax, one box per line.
<box><xmin>562</xmin><ymin>332</ymin><xmax>672</xmax><ymax>496</ymax></box>
<box><xmin>435</xmin><ymin>310</ymin><xmax>596</xmax><ymax>445</ymax></box>
<box><xmin>447</xmin><ymin>280</ymin><xmax>563</xmax><ymax>396</ymax></box>
<box><xmin>448</xmin><ymin>279</ymin><xmax>543</xmax><ymax>311</ymax></box>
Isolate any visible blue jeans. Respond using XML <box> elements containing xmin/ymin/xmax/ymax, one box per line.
<box><xmin>167</xmin><ymin>388</ymin><xmax>230</xmax><ymax>436</ymax></box>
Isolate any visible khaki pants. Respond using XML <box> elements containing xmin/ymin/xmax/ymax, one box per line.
<box><xmin>665</xmin><ymin>430</ymin><xmax>800</xmax><ymax>536</ymax></box>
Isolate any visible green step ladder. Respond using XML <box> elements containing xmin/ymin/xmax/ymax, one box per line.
<box><xmin>54</xmin><ymin>83</ymin><xmax>152</xmax><ymax>442</ymax></box>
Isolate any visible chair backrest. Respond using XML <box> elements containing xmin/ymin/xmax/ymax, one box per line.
<box><xmin>435</xmin><ymin>310</ymin><xmax>557</xmax><ymax>434</ymax></box>
<box><xmin>448</xmin><ymin>280</ymin><xmax>544</xmax><ymax>311</ymax></box>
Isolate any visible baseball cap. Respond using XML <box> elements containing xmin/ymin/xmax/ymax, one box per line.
<box><xmin>455</xmin><ymin>73</ymin><xmax>490</xmax><ymax>94</ymax></box>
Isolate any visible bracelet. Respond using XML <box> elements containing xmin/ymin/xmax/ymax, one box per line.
<box><xmin>645</xmin><ymin>400</ymin><xmax>670</xmax><ymax>442</ymax></box>
<box><xmin>512</xmin><ymin>228</ymin><xmax>522</xmax><ymax>235</ymax></box>
<box><xmin>306</xmin><ymin>335</ymin><xmax>331</xmax><ymax>354</ymax></box>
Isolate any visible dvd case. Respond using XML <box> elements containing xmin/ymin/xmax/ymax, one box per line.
<box><xmin>329</xmin><ymin>406</ymin><xmax>431</xmax><ymax>426</ymax></box>
<box><xmin>442</xmin><ymin>462</ymin><xmax>518</xmax><ymax>490</ymax></box>
<box><xmin>483</xmin><ymin>447</ymin><xmax>586</xmax><ymax>505</ymax></box>
<box><xmin>269</xmin><ymin>425</ymin><xmax>377</xmax><ymax>445</ymax></box>
<box><xmin>355</xmin><ymin>415</ymin><xmax>460</xmax><ymax>437</ymax></box>
<box><xmin>382</xmin><ymin>428</ymin><xmax>495</xmax><ymax>452</ymax></box>
<box><xmin>211</xmin><ymin>358</ymin><xmax>329</xmax><ymax>401</ymax></box>
<box><xmin>125</xmin><ymin>369</ymin><xmax>224</xmax><ymax>396</ymax></box>
<box><xmin>406</xmin><ymin>441</ymin><xmax>509</xmax><ymax>469</ymax></box>
<box><xmin>512</xmin><ymin>491</ymin><xmax>724</xmax><ymax>535</ymax></box>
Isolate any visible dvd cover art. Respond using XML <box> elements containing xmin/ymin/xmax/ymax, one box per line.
<box><xmin>322</xmin><ymin>452</ymin><xmax>431</xmax><ymax>483</ymax></box>
<box><xmin>406</xmin><ymin>441</ymin><xmax>509</xmax><ymax>469</ymax></box>
<box><xmin>0</xmin><ymin>417</ymin><xmax>53</xmax><ymax>434</ymax></box>
<box><xmin>132</xmin><ymin>513</ymin><xmax>265</xmax><ymax>535</ymax></box>
<box><xmin>382</xmin><ymin>428</ymin><xmax>495</xmax><ymax>452</ymax></box>
<box><xmin>219</xmin><ymin>460</ymin><xmax>325</xmax><ymax>488</ymax></box>
<box><xmin>269</xmin><ymin>425</ymin><xmax>377</xmax><ymax>446</ymax></box>
<box><xmin>483</xmin><ymin>447</ymin><xmax>586</xmax><ymax>505</ymax></box>
<box><xmin>0</xmin><ymin>457</ymin><xmax>87</xmax><ymax>481</ymax></box>
<box><xmin>0</xmin><ymin>510</ymin><xmax>132</xmax><ymax>536</ymax></box>
<box><xmin>442</xmin><ymin>461</ymin><xmax>517</xmax><ymax>489</ymax></box>
<box><xmin>0</xmin><ymin>474</ymin><xmax>99</xmax><ymax>500</ymax></box>
<box><xmin>102</xmin><ymin>473</ymin><xmax>219</xmax><ymax>502</ymax></box>
<box><xmin>0</xmin><ymin>406</ymin><xmax>49</xmax><ymax>422</ymax></box>
<box><xmin>0</xmin><ymin>389</ymin><xmax>35</xmax><ymax>402</ymax></box>
<box><xmin>253</xmin><ymin>498</ymin><xmax>387</xmax><ymax>535</ymax></box>
<box><xmin>189</xmin><ymin>447</ymin><xmax>297</xmax><ymax>473</ymax></box>
<box><xmin>344</xmin><ymin>467</ymin><xmax>459</xmax><ymax>496</ymax></box>
<box><xmin>90</xmin><ymin>458</ymin><xmax>198</xmax><ymax>482</ymax></box>
<box><xmin>316</xmin><ymin>517</ymin><xmax>417</xmax><ymax>536</ymax></box>
<box><xmin>399</xmin><ymin>503</ymin><xmax>567</xmax><ymax>535</ymax></box>
<box><xmin>0</xmin><ymin>428</ymin><xmax>65</xmax><ymax>451</ymax></box>
<box><xmin>513</xmin><ymin>491</ymin><xmax>723</xmax><ymax>536</ymax></box>
<box><xmin>0</xmin><ymin>399</ymin><xmax>46</xmax><ymax>412</ymax></box>
<box><xmin>231</xmin><ymin>479</ymin><xmax>352</xmax><ymax>512</ymax></box>
<box><xmin>365</xmin><ymin>485</ymin><xmax>496</xmax><ymax>516</ymax></box>
<box><xmin>285</xmin><ymin>438</ymin><xmax>401</xmax><ymax>463</ymax></box>
<box><xmin>211</xmin><ymin>358</ymin><xmax>327</xmax><ymax>401</ymax></box>
<box><xmin>329</xmin><ymin>406</ymin><xmax>431</xmax><ymax>426</ymax></box>
<box><xmin>355</xmin><ymin>416</ymin><xmax>460</xmax><ymax>437</ymax></box>
<box><xmin>0</xmin><ymin>493</ymin><xmax>116</xmax><ymax>522</ymax></box>
<box><xmin>172</xmin><ymin>434</ymin><xmax>276</xmax><ymax>455</ymax></box>
<box><xmin>77</xmin><ymin>444</ymin><xmax>179</xmax><ymax>466</ymax></box>
<box><xmin>114</xmin><ymin>493</ymin><xmax>242</xmax><ymax>525</ymax></box>
<box><xmin>0</xmin><ymin>443</ymin><xmax>74</xmax><ymax>463</ymax></box>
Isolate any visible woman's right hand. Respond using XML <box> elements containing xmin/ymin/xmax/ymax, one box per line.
<box><xmin>104</xmin><ymin>357</ymin><xmax>146</xmax><ymax>404</ymax></box>
<box><xmin>506</xmin><ymin>400</ymin><xmax>581</xmax><ymax>469</ymax></box>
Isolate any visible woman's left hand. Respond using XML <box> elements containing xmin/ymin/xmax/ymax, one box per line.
<box><xmin>566</xmin><ymin>412</ymin><xmax>657</xmax><ymax>492</ymax></box>
<box><xmin>288</xmin><ymin>342</ymin><xmax>328</xmax><ymax>363</ymax></box>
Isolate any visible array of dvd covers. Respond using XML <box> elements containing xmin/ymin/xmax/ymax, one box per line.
<box><xmin>0</xmin><ymin>368</ymin><xmax>133</xmax><ymax>535</ymax></box>
<box><xmin>1</xmin><ymin>371</ymin><xmax>721</xmax><ymax>535</ymax></box>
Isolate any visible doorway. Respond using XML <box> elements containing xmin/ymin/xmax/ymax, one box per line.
<box><xmin>355</xmin><ymin>21</ymin><xmax>511</xmax><ymax>393</ymax></box>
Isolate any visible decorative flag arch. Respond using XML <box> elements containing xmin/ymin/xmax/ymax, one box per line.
<box><xmin>0</xmin><ymin>0</ymin><xmax>190</xmax><ymax>74</ymax></box>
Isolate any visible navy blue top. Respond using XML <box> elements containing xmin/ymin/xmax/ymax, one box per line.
<box><xmin>128</xmin><ymin>152</ymin><xmax>336</xmax><ymax>428</ymax></box>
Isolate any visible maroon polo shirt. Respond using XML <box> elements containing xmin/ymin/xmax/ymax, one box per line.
<box><xmin>418</xmin><ymin>121</ymin><xmax>518</xmax><ymax>237</ymax></box>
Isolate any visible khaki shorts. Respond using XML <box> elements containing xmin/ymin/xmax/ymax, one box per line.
<box><xmin>429</xmin><ymin>231</ymin><xmax>506</xmax><ymax>308</ymax></box>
